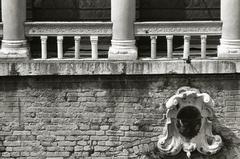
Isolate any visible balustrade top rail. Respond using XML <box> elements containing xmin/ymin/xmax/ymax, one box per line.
<box><xmin>25</xmin><ymin>22</ymin><xmax>113</xmax><ymax>37</ymax></box>
<box><xmin>135</xmin><ymin>21</ymin><xmax>222</xmax><ymax>36</ymax></box>
<box><xmin>0</xmin><ymin>21</ymin><xmax>222</xmax><ymax>37</ymax></box>
<box><xmin>23</xmin><ymin>21</ymin><xmax>222</xmax><ymax>37</ymax></box>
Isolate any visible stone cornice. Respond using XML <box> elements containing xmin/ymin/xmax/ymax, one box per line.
<box><xmin>0</xmin><ymin>59</ymin><xmax>239</xmax><ymax>76</ymax></box>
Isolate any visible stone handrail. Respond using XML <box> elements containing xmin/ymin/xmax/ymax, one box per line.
<box><xmin>25</xmin><ymin>22</ymin><xmax>113</xmax><ymax>37</ymax></box>
<box><xmin>135</xmin><ymin>21</ymin><xmax>222</xmax><ymax>36</ymax></box>
<box><xmin>24</xmin><ymin>21</ymin><xmax>222</xmax><ymax>37</ymax></box>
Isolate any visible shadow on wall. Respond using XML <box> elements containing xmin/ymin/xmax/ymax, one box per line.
<box><xmin>141</xmin><ymin>115</ymin><xmax>240</xmax><ymax>159</ymax></box>
<box><xmin>0</xmin><ymin>138</ymin><xmax>6</xmax><ymax>157</ymax></box>
<box><xmin>32</xmin><ymin>0</ymin><xmax>111</xmax><ymax>21</ymax></box>
<box><xmin>139</xmin><ymin>0</ymin><xmax>220</xmax><ymax>21</ymax></box>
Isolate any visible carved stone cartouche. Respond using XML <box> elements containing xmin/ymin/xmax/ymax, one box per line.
<box><xmin>158</xmin><ymin>87</ymin><xmax>222</xmax><ymax>158</ymax></box>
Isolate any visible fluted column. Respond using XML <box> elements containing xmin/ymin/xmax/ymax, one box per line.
<box><xmin>0</xmin><ymin>0</ymin><xmax>29</xmax><ymax>58</ymax></box>
<box><xmin>218</xmin><ymin>0</ymin><xmax>240</xmax><ymax>58</ymax></box>
<box><xmin>108</xmin><ymin>0</ymin><xmax>137</xmax><ymax>60</ymax></box>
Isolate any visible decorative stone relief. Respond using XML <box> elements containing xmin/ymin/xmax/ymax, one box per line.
<box><xmin>158</xmin><ymin>87</ymin><xmax>222</xmax><ymax>158</ymax></box>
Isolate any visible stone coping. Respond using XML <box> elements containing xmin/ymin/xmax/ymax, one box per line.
<box><xmin>0</xmin><ymin>58</ymin><xmax>239</xmax><ymax>76</ymax></box>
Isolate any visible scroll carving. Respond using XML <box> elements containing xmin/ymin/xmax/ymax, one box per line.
<box><xmin>158</xmin><ymin>87</ymin><xmax>222</xmax><ymax>158</ymax></box>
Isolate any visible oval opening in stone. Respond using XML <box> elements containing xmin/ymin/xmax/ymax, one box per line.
<box><xmin>176</xmin><ymin>106</ymin><xmax>202</xmax><ymax>139</ymax></box>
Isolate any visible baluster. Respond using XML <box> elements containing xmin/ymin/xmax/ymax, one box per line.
<box><xmin>74</xmin><ymin>36</ymin><xmax>81</xmax><ymax>59</ymax></box>
<box><xmin>41</xmin><ymin>36</ymin><xmax>48</xmax><ymax>59</ymax></box>
<box><xmin>90</xmin><ymin>36</ymin><xmax>98</xmax><ymax>59</ymax></box>
<box><xmin>150</xmin><ymin>36</ymin><xmax>157</xmax><ymax>59</ymax></box>
<box><xmin>57</xmin><ymin>36</ymin><xmax>64</xmax><ymax>59</ymax></box>
<box><xmin>166</xmin><ymin>35</ymin><xmax>173</xmax><ymax>58</ymax></box>
<box><xmin>201</xmin><ymin>35</ymin><xmax>207</xmax><ymax>58</ymax></box>
<box><xmin>183</xmin><ymin>35</ymin><xmax>191</xmax><ymax>59</ymax></box>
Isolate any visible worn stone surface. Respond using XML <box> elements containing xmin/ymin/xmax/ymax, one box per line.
<box><xmin>0</xmin><ymin>59</ymin><xmax>238</xmax><ymax>76</ymax></box>
<box><xmin>0</xmin><ymin>74</ymin><xmax>239</xmax><ymax>158</ymax></box>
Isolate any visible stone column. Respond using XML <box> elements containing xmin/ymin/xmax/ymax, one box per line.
<box><xmin>218</xmin><ymin>0</ymin><xmax>240</xmax><ymax>58</ymax></box>
<box><xmin>0</xmin><ymin>0</ymin><xmax>29</xmax><ymax>58</ymax></box>
<box><xmin>108</xmin><ymin>0</ymin><xmax>137</xmax><ymax>60</ymax></box>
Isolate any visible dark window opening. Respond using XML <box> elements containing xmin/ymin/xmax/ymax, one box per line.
<box><xmin>176</xmin><ymin>106</ymin><xmax>202</xmax><ymax>140</ymax></box>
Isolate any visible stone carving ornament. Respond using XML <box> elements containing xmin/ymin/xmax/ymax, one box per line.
<box><xmin>158</xmin><ymin>87</ymin><xmax>222</xmax><ymax>158</ymax></box>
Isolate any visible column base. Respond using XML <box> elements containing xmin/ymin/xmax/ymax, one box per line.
<box><xmin>108</xmin><ymin>40</ymin><xmax>138</xmax><ymax>60</ymax></box>
<box><xmin>218</xmin><ymin>39</ymin><xmax>240</xmax><ymax>58</ymax></box>
<box><xmin>0</xmin><ymin>40</ymin><xmax>29</xmax><ymax>59</ymax></box>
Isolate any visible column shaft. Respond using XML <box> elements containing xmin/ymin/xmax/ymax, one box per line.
<box><xmin>0</xmin><ymin>0</ymin><xmax>29</xmax><ymax>58</ymax></box>
<box><xmin>108</xmin><ymin>0</ymin><xmax>137</xmax><ymax>60</ymax></box>
<box><xmin>218</xmin><ymin>0</ymin><xmax>240</xmax><ymax>58</ymax></box>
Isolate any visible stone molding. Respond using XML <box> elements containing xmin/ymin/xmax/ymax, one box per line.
<box><xmin>218</xmin><ymin>39</ymin><xmax>240</xmax><ymax>57</ymax></box>
<box><xmin>0</xmin><ymin>40</ymin><xmax>29</xmax><ymax>59</ymax></box>
<box><xmin>23</xmin><ymin>21</ymin><xmax>222</xmax><ymax>37</ymax></box>
<box><xmin>0</xmin><ymin>59</ymin><xmax>239</xmax><ymax>76</ymax></box>
<box><xmin>158</xmin><ymin>87</ymin><xmax>222</xmax><ymax>158</ymax></box>
<box><xmin>135</xmin><ymin>21</ymin><xmax>222</xmax><ymax>36</ymax></box>
<box><xmin>108</xmin><ymin>40</ymin><xmax>138</xmax><ymax>60</ymax></box>
<box><xmin>25</xmin><ymin>22</ymin><xmax>113</xmax><ymax>37</ymax></box>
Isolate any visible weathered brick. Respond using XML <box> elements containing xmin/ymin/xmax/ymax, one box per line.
<box><xmin>98</xmin><ymin>141</ymin><xmax>106</xmax><ymax>146</ymax></box>
<box><xmin>120</xmin><ymin>137</ymin><xmax>133</xmax><ymax>142</ymax></box>
<box><xmin>67</xmin><ymin>96</ymin><xmax>78</xmax><ymax>102</ymax></box>
<box><xmin>133</xmin><ymin>146</ymin><xmax>140</xmax><ymax>154</ymax></box>
<box><xmin>90</xmin><ymin>136</ymin><xmax>108</xmax><ymax>141</ymax></box>
<box><xmin>130</xmin><ymin>126</ymin><xmax>139</xmax><ymax>131</ymax></box>
<box><xmin>79</xmin><ymin>124</ymin><xmax>90</xmax><ymax>130</ymax></box>
<box><xmin>13</xmin><ymin>131</ymin><xmax>31</xmax><ymax>136</ymax></box>
<box><xmin>4</xmin><ymin>141</ymin><xmax>21</xmax><ymax>147</ymax></box>
<box><xmin>21</xmin><ymin>152</ymin><xmax>30</xmax><ymax>157</ymax></box>
<box><xmin>12</xmin><ymin>147</ymin><xmax>32</xmax><ymax>152</ymax></box>
<box><xmin>47</xmin><ymin>147</ymin><xmax>58</xmax><ymax>152</ymax></box>
<box><xmin>10</xmin><ymin>152</ymin><xmax>20</xmax><ymax>157</ymax></box>
<box><xmin>56</xmin><ymin>136</ymin><xmax>65</xmax><ymax>141</ymax></box>
<box><xmin>77</xmin><ymin>141</ymin><xmax>87</xmax><ymax>146</ymax></box>
<box><xmin>120</xmin><ymin>126</ymin><xmax>130</xmax><ymax>131</ymax></box>
<box><xmin>109</xmin><ymin>136</ymin><xmax>120</xmax><ymax>141</ymax></box>
<box><xmin>100</xmin><ymin>125</ymin><xmax>109</xmax><ymax>130</ymax></box>
<box><xmin>125</xmin><ymin>132</ymin><xmax>144</xmax><ymax>137</ymax></box>
<box><xmin>2</xmin><ymin>152</ymin><xmax>11</xmax><ymax>157</ymax></box>
<box><xmin>83</xmin><ymin>146</ymin><xmax>91</xmax><ymax>151</ymax></box>
<box><xmin>105</xmin><ymin>141</ymin><xmax>121</xmax><ymax>146</ymax></box>
<box><xmin>106</xmin><ymin>130</ymin><xmax>124</xmax><ymax>136</ymax></box>
<box><xmin>46</xmin><ymin>152</ymin><xmax>70</xmax><ymax>157</ymax></box>
<box><xmin>95</xmin><ymin>91</ymin><xmax>107</xmax><ymax>97</ymax></box>
<box><xmin>96</xmin><ymin>131</ymin><xmax>105</xmax><ymax>136</ymax></box>
<box><xmin>58</xmin><ymin>141</ymin><xmax>76</xmax><ymax>146</ymax></box>
<box><xmin>94</xmin><ymin>146</ymin><xmax>109</xmax><ymax>152</ymax></box>
<box><xmin>74</xmin><ymin>146</ymin><xmax>84</xmax><ymax>152</ymax></box>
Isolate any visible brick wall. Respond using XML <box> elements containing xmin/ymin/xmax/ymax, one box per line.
<box><xmin>0</xmin><ymin>75</ymin><xmax>239</xmax><ymax>159</ymax></box>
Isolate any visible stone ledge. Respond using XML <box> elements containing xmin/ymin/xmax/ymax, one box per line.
<box><xmin>0</xmin><ymin>58</ymin><xmax>239</xmax><ymax>76</ymax></box>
